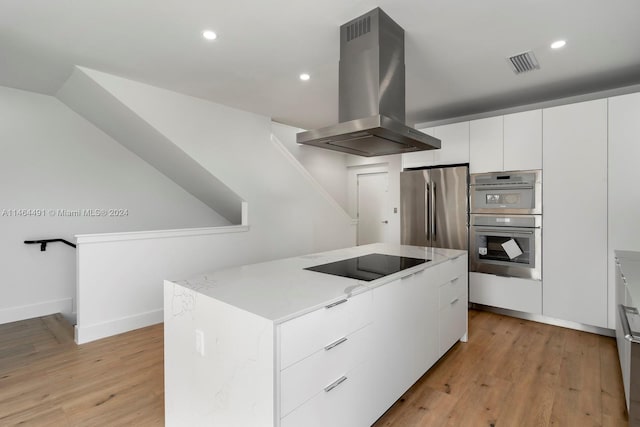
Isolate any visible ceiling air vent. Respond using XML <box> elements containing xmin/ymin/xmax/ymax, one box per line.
<box><xmin>507</xmin><ymin>50</ymin><xmax>540</xmax><ymax>74</ymax></box>
<box><xmin>346</xmin><ymin>15</ymin><xmax>371</xmax><ymax>42</ymax></box>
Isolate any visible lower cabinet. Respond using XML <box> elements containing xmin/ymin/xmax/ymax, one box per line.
<box><xmin>280</xmin><ymin>324</ymin><xmax>374</xmax><ymax>418</ymax></box>
<box><xmin>469</xmin><ymin>272</ymin><xmax>542</xmax><ymax>314</ymax></box>
<box><xmin>373</xmin><ymin>254</ymin><xmax>468</xmax><ymax>418</ymax></box>
<box><xmin>370</xmin><ymin>269</ymin><xmax>439</xmax><ymax>413</ymax></box>
<box><xmin>277</xmin><ymin>254</ymin><xmax>469</xmax><ymax>426</ymax></box>
<box><xmin>281</xmin><ymin>360</ymin><xmax>376</xmax><ymax>427</ymax></box>
<box><xmin>439</xmin><ymin>275</ymin><xmax>468</xmax><ymax>354</ymax></box>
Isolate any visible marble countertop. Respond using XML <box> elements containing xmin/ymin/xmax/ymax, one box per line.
<box><xmin>170</xmin><ymin>243</ymin><xmax>466</xmax><ymax>324</ymax></box>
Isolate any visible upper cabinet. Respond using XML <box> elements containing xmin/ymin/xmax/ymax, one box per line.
<box><xmin>432</xmin><ymin>122</ymin><xmax>470</xmax><ymax>166</ymax></box>
<box><xmin>503</xmin><ymin>110</ymin><xmax>542</xmax><ymax>171</ymax></box>
<box><xmin>469</xmin><ymin>110</ymin><xmax>542</xmax><ymax>173</ymax></box>
<box><xmin>402</xmin><ymin>122</ymin><xmax>469</xmax><ymax>169</ymax></box>
<box><xmin>469</xmin><ymin>116</ymin><xmax>503</xmax><ymax>173</ymax></box>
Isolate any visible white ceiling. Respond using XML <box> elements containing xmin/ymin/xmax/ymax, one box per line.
<box><xmin>2</xmin><ymin>0</ymin><xmax>640</xmax><ymax>130</ymax></box>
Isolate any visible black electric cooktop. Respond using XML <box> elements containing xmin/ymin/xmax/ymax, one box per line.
<box><xmin>304</xmin><ymin>253</ymin><xmax>429</xmax><ymax>282</ymax></box>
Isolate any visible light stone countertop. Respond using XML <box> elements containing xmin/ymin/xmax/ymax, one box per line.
<box><xmin>170</xmin><ymin>243</ymin><xmax>467</xmax><ymax>324</ymax></box>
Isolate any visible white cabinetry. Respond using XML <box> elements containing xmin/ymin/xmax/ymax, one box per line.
<box><xmin>469</xmin><ymin>116</ymin><xmax>503</xmax><ymax>173</ymax></box>
<box><xmin>469</xmin><ymin>110</ymin><xmax>542</xmax><ymax>173</ymax></box>
<box><xmin>503</xmin><ymin>109</ymin><xmax>542</xmax><ymax>171</ymax></box>
<box><xmin>542</xmin><ymin>99</ymin><xmax>608</xmax><ymax>327</ymax></box>
<box><xmin>608</xmin><ymin>92</ymin><xmax>640</xmax><ymax>328</ymax></box>
<box><xmin>280</xmin><ymin>360</ymin><xmax>373</xmax><ymax>427</ymax></box>
<box><xmin>371</xmin><ymin>254</ymin><xmax>467</xmax><ymax>418</ymax></box>
<box><xmin>438</xmin><ymin>254</ymin><xmax>468</xmax><ymax>353</ymax></box>
<box><xmin>279</xmin><ymin>292</ymin><xmax>372</xmax><ymax>369</ymax></box>
<box><xmin>469</xmin><ymin>272</ymin><xmax>542</xmax><ymax>314</ymax></box>
<box><xmin>433</xmin><ymin>122</ymin><xmax>470</xmax><ymax>165</ymax></box>
<box><xmin>279</xmin><ymin>291</ymin><xmax>373</xmax><ymax>420</ymax></box>
<box><xmin>371</xmin><ymin>271</ymin><xmax>437</xmax><ymax>413</ymax></box>
<box><xmin>402</xmin><ymin>122</ymin><xmax>469</xmax><ymax>169</ymax></box>
<box><xmin>279</xmin><ymin>291</ymin><xmax>375</xmax><ymax>427</ymax></box>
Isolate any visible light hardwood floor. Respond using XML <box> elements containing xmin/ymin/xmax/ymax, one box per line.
<box><xmin>0</xmin><ymin>310</ymin><xmax>628</xmax><ymax>426</ymax></box>
<box><xmin>374</xmin><ymin>310</ymin><xmax>628</xmax><ymax>427</ymax></box>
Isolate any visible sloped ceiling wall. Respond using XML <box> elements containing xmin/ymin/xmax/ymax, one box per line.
<box><xmin>58</xmin><ymin>67</ymin><xmax>355</xmax><ymax>259</ymax></box>
<box><xmin>57</xmin><ymin>68</ymin><xmax>244</xmax><ymax>224</ymax></box>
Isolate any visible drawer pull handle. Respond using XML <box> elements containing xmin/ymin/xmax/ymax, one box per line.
<box><xmin>450</xmin><ymin>276</ymin><xmax>459</xmax><ymax>283</ymax></box>
<box><xmin>450</xmin><ymin>297</ymin><xmax>459</xmax><ymax>305</ymax></box>
<box><xmin>324</xmin><ymin>376</ymin><xmax>348</xmax><ymax>393</ymax></box>
<box><xmin>325</xmin><ymin>299</ymin><xmax>348</xmax><ymax>309</ymax></box>
<box><xmin>324</xmin><ymin>337</ymin><xmax>348</xmax><ymax>351</ymax></box>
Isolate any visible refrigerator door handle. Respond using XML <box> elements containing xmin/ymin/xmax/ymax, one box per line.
<box><xmin>425</xmin><ymin>182</ymin><xmax>430</xmax><ymax>241</ymax></box>
<box><xmin>432</xmin><ymin>182</ymin><xmax>437</xmax><ymax>241</ymax></box>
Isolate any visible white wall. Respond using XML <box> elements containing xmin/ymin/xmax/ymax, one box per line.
<box><xmin>58</xmin><ymin>68</ymin><xmax>244</xmax><ymax>224</ymax></box>
<box><xmin>76</xmin><ymin>67</ymin><xmax>354</xmax><ymax>256</ymax></box>
<box><xmin>271</xmin><ymin>122</ymin><xmax>349</xmax><ymax>212</ymax></box>
<box><xmin>0</xmin><ymin>86</ymin><xmax>230</xmax><ymax>325</ymax></box>
<box><xmin>69</xmin><ymin>69</ymin><xmax>356</xmax><ymax>342</ymax></box>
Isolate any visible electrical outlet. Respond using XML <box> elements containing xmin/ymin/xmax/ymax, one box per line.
<box><xmin>195</xmin><ymin>329</ymin><xmax>205</xmax><ymax>356</ymax></box>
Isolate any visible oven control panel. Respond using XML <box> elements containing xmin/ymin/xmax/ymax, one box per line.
<box><xmin>486</xmin><ymin>193</ymin><xmax>521</xmax><ymax>205</ymax></box>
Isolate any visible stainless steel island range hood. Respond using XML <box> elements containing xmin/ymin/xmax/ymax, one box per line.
<box><xmin>296</xmin><ymin>8</ymin><xmax>440</xmax><ymax>157</ymax></box>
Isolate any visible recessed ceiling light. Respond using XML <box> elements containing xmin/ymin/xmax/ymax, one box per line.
<box><xmin>299</xmin><ymin>73</ymin><xmax>310</xmax><ymax>81</ymax></box>
<box><xmin>551</xmin><ymin>40</ymin><xmax>566</xmax><ymax>49</ymax></box>
<box><xmin>202</xmin><ymin>30</ymin><xmax>217</xmax><ymax>41</ymax></box>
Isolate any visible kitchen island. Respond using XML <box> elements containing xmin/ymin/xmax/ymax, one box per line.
<box><xmin>164</xmin><ymin>243</ymin><xmax>468</xmax><ymax>427</ymax></box>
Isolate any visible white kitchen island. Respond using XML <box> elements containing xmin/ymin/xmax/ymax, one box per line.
<box><xmin>164</xmin><ymin>243</ymin><xmax>468</xmax><ymax>427</ymax></box>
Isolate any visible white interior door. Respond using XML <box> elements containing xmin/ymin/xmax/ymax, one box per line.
<box><xmin>357</xmin><ymin>172</ymin><xmax>389</xmax><ymax>245</ymax></box>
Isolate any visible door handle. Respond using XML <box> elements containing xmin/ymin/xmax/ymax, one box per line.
<box><xmin>432</xmin><ymin>182</ymin><xmax>437</xmax><ymax>241</ymax></box>
<box><xmin>381</xmin><ymin>220</ymin><xmax>389</xmax><ymax>224</ymax></box>
<box><xmin>425</xmin><ymin>183</ymin><xmax>430</xmax><ymax>241</ymax></box>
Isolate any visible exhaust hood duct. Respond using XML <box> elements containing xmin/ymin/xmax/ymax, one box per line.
<box><xmin>296</xmin><ymin>8</ymin><xmax>440</xmax><ymax>157</ymax></box>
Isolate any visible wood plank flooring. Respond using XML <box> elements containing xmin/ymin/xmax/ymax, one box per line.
<box><xmin>0</xmin><ymin>314</ymin><xmax>164</xmax><ymax>425</ymax></box>
<box><xmin>373</xmin><ymin>310</ymin><xmax>628</xmax><ymax>427</ymax></box>
<box><xmin>0</xmin><ymin>310</ymin><xmax>628</xmax><ymax>426</ymax></box>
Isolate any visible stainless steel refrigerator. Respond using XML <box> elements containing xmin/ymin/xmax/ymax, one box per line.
<box><xmin>400</xmin><ymin>165</ymin><xmax>469</xmax><ymax>250</ymax></box>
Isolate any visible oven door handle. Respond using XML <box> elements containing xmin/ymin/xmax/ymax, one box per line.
<box><xmin>473</xmin><ymin>228</ymin><xmax>535</xmax><ymax>236</ymax></box>
<box><xmin>471</xmin><ymin>184</ymin><xmax>534</xmax><ymax>190</ymax></box>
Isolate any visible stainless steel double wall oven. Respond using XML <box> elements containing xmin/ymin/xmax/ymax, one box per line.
<box><xmin>469</xmin><ymin>170</ymin><xmax>542</xmax><ymax>280</ymax></box>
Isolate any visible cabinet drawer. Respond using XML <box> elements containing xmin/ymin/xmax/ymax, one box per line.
<box><xmin>280</xmin><ymin>324</ymin><xmax>372</xmax><ymax>417</ymax></box>
<box><xmin>469</xmin><ymin>272</ymin><xmax>542</xmax><ymax>314</ymax></box>
<box><xmin>281</xmin><ymin>360</ymin><xmax>375</xmax><ymax>427</ymax></box>
<box><xmin>439</xmin><ymin>254</ymin><xmax>467</xmax><ymax>284</ymax></box>
<box><xmin>439</xmin><ymin>275</ymin><xmax>467</xmax><ymax>309</ymax></box>
<box><xmin>279</xmin><ymin>291</ymin><xmax>373</xmax><ymax>369</ymax></box>
<box><xmin>440</xmin><ymin>293</ymin><xmax>468</xmax><ymax>354</ymax></box>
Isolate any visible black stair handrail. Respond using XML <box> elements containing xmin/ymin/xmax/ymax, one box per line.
<box><xmin>24</xmin><ymin>239</ymin><xmax>77</xmax><ymax>251</ymax></box>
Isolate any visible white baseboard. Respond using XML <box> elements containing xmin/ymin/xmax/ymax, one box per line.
<box><xmin>0</xmin><ymin>298</ymin><xmax>73</xmax><ymax>325</ymax></box>
<box><xmin>74</xmin><ymin>309</ymin><xmax>163</xmax><ymax>344</ymax></box>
